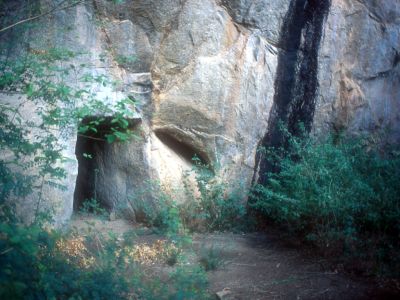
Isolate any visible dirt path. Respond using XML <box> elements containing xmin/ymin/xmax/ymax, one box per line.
<box><xmin>194</xmin><ymin>233</ymin><xmax>380</xmax><ymax>300</ymax></box>
<box><xmin>69</xmin><ymin>216</ymin><xmax>396</xmax><ymax>299</ymax></box>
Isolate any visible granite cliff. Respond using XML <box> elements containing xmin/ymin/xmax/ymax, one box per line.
<box><xmin>1</xmin><ymin>0</ymin><xmax>399</xmax><ymax>224</ymax></box>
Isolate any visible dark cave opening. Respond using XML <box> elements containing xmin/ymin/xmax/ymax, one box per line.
<box><xmin>155</xmin><ymin>130</ymin><xmax>210</xmax><ymax>166</ymax></box>
<box><xmin>73</xmin><ymin>117</ymin><xmax>140</xmax><ymax>212</ymax></box>
<box><xmin>73</xmin><ymin>125</ymin><xmax>108</xmax><ymax>212</ymax></box>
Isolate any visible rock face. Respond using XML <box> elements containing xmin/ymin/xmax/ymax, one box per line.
<box><xmin>0</xmin><ymin>0</ymin><xmax>399</xmax><ymax>225</ymax></box>
<box><xmin>315</xmin><ymin>0</ymin><xmax>400</xmax><ymax>145</ymax></box>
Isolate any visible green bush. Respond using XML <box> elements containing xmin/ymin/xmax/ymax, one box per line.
<box><xmin>198</xmin><ymin>244</ymin><xmax>224</xmax><ymax>271</ymax></box>
<box><xmin>251</xmin><ymin>128</ymin><xmax>400</xmax><ymax>275</ymax></box>
<box><xmin>167</xmin><ymin>265</ymin><xmax>209</xmax><ymax>299</ymax></box>
<box><xmin>79</xmin><ymin>198</ymin><xmax>108</xmax><ymax>218</ymax></box>
<box><xmin>0</xmin><ymin>220</ymin><xmax>130</xmax><ymax>299</ymax></box>
<box><xmin>181</xmin><ymin>157</ymin><xmax>247</xmax><ymax>232</ymax></box>
<box><xmin>127</xmin><ymin>181</ymin><xmax>184</xmax><ymax>236</ymax></box>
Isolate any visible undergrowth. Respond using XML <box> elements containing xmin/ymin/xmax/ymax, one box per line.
<box><xmin>0</xmin><ymin>212</ymin><xmax>211</xmax><ymax>299</ymax></box>
<box><xmin>181</xmin><ymin>156</ymin><xmax>248</xmax><ymax>232</ymax></box>
<box><xmin>127</xmin><ymin>181</ymin><xmax>185</xmax><ymax>236</ymax></box>
<box><xmin>79</xmin><ymin>198</ymin><xmax>108</xmax><ymax>219</ymax></box>
<box><xmin>198</xmin><ymin>244</ymin><xmax>225</xmax><ymax>271</ymax></box>
<box><xmin>128</xmin><ymin>157</ymin><xmax>248</xmax><ymax>235</ymax></box>
<box><xmin>250</xmin><ymin>127</ymin><xmax>400</xmax><ymax>276</ymax></box>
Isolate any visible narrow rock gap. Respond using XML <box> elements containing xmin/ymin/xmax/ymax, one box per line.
<box><xmin>254</xmin><ymin>0</ymin><xmax>331</xmax><ymax>185</ymax></box>
<box><xmin>73</xmin><ymin>119</ymin><xmax>109</xmax><ymax>212</ymax></box>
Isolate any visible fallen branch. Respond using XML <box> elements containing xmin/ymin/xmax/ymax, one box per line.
<box><xmin>0</xmin><ymin>0</ymin><xmax>84</xmax><ymax>33</ymax></box>
<box><xmin>0</xmin><ymin>248</ymin><xmax>13</xmax><ymax>255</ymax></box>
<box><xmin>78</xmin><ymin>133</ymin><xmax>106</xmax><ymax>142</ymax></box>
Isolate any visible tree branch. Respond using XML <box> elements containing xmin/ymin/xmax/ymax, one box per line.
<box><xmin>78</xmin><ymin>134</ymin><xmax>106</xmax><ymax>142</ymax></box>
<box><xmin>0</xmin><ymin>248</ymin><xmax>13</xmax><ymax>255</ymax></box>
<box><xmin>0</xmin><ymin>0</ymin><xmax>84</xmax><ymax>33</ymax></box>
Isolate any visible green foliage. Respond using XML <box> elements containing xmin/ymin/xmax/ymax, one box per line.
<box><xmin>128</xmin><ymin>181</ymin><xmax>184</xmax><ymax>236</ymax></box>
<box><xmin>182</xmin><ymin>156</ymin><xmax>247</xmax><ymax>232</ymax></box>
<box><xmin>0</xmin><ymin>220</ymin><xmax>129</xmax><ymax>299</ymax></box>
<box><xmin>79</xmin><ymin>198</ymin><xmax>108</xmax><ymax>218</ymax></box>
<box><xmin>168</xmin><ymin>265</ymin><xmax>210</xmax><ymax>299</ymax></box>
<box><xmin>109</xmin><ymin>0</ymin><xmax>126</xmax><ymax>4</ymax></box>
<box><xmin>198</xmin><ymin>244</ymin><xmax>224</xmax><ymax>271</ymax></box>
<box><xmin>129</xmin><ymin>165</ymin><xmax>247</xmax><ymax>235</ymax></box>
<box><xmin>0</xmin><ymin>217</ymin><xmax>212</xmax><ymax>299</ymax></box>
<box><xmin>115</xmin><ymin>55</ymin><xmax>136</xmax><ymax>66</ymax></box>
<box><xmin>106</xmin><ymin>98</ymin><xmax>137</xmax><ymax>143</ymax></box>
<box><xmin>165</xmin><ymin>246</ymin><xmax>181</xmax><ymax>266</ymax></box>
<box><xmin>251</xmin><ymin>127</ymin><xmax>400</xmax><ymax>275</ymax></box>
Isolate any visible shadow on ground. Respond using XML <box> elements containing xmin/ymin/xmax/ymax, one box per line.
<box><xmin>69</xmin><ymin>216</ymin><xmax>399</xmax><ymax>299</ymax></box>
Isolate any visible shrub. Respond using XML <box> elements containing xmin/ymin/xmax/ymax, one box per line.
<box><xmin>251</xmin><ymin>128</ymin><xmax>400</xmax><ymax>275</ymax></box>
<box><xmin>181</xmin><ymin>157</ymin><xmax>247</xmax><ymax>232</ymax></box>
<box><xmin>168</xmin><ymin>265</ymin><xmax>209</xmax><ymax>299</ymax></box>
<box><xmin>198</xmin><ymin>244</ymin><xmax>224</xmax><ymax>271</ymax></box>
<box><xmin>0</xmin><ymin>219</ymin><xmax>129</xmax><ymax>299</ymax></box>
<box><xmin>127</xmin><ymin>181</ymin><xmax>184</xmax><ymax>236</ymax></box>
<box><xmin>79</xmin><ymin>198</ymin><xmax>108</xmax><ymax>218</ymax></box>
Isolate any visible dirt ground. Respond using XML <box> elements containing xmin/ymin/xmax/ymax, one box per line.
<box><xmin>194</xmin><ymin>233</ymin><xmax>395</xmax><ymax>300</ymax></box>
<box><xmin>69</xmin><ymin>216</ymin><xmax>398</xmax><ymax>300</ymax></box>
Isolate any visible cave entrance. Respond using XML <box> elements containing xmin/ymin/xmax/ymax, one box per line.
<box><xmin>73</xmin><ymin>119</ymin><xmax>108</xmax><ymax>212</ymax></box>
<box><xmin>73</xmin><ymin>117</ymin><xmax>140</xmax><ymax>213</ymax></box>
